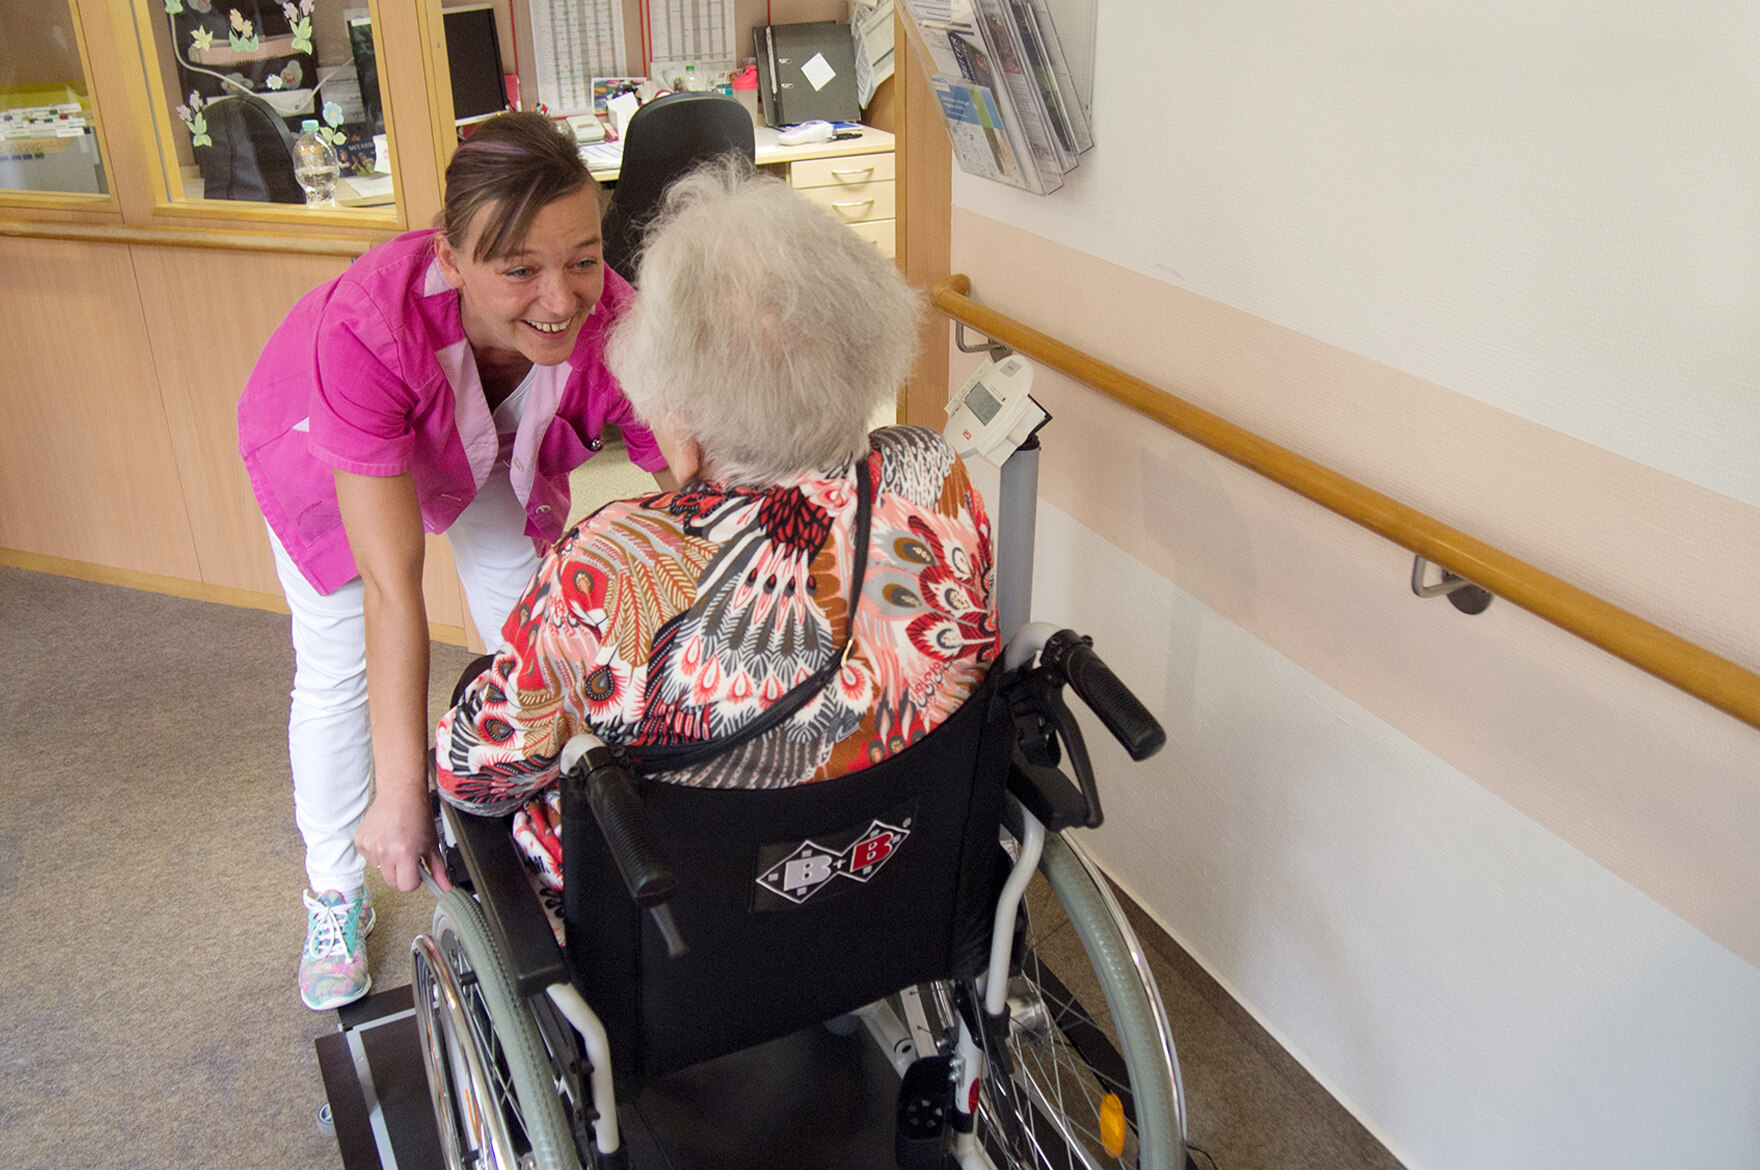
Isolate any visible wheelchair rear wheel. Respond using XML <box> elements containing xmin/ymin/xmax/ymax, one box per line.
<box><xmin>413</xmin><ymin>888</ymin><xmax>580</xmax><ymax>1170</ymax></box>
<box><xmin>909</xmin><ymin>826</ymin><xmax>1187</xmax><ymax>1170</ymax></box>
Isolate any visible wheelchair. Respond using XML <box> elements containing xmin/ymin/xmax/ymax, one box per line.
<box><xmin>411</xmin><ymin>621</ymin><xmax>1188</xmax><ymax>1170</ymax></box>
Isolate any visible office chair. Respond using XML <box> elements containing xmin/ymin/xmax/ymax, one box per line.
<box><xmin>198</xmin><ymin>93</ymin><xmax>303</xmax><ymax>204</ymax></box>
<box><xmin>602</xmin><ymin>92</ymin><xmax>756</xmax><ymax>281</ymax></box>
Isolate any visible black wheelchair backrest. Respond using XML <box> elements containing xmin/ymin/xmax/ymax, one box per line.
<box><xmin>561</xmin><ymin>672</ymin><xmax>1013</xmax><ymax>1083</ymax></box>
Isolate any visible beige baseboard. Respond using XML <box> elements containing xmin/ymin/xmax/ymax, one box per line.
<box><xmin>0</xmin><ymin>548</ymin><xmax>471</xmax><ymax>646</ymax></box>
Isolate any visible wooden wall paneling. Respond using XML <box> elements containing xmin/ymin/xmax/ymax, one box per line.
<box><xmin>129</xmin><ymin>244</ymin><xmax>351</xmax><ymax>595</ymax></box>
<box><xmin>423</xmin><ymin>533</ymin><xmax>469</xmax><ymax>643</ymax></box>
<box><xmin>130</xmin><ymin>243</ymin><xmax>472</xmax><ymax>638</ymax></box>
<box><xmin>0</xmin><ymin>235</ymin><xmax>200</xmax><ymax>577</ymax></box>
<box><xmin>894</xmin><ymin>8</ymin><xmax>951</xmax><ymax>429</ymax></box>
<box><xmin>397</xmin><ymin>0</ymin><xmax>455</xmax><ymax>227</ymax></box>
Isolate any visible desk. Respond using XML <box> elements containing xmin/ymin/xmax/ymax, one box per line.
<box><xmin>585</xmin><ymin>125</ymin><xmax>897</xmax><ymax>258</ymax></box>
<box><xmin>335</xmin><ymin>172</ymin><xmax>397</xmax><ymax>208</ymax></box>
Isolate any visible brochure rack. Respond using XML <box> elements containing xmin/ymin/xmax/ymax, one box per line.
<box><xmin>898</xmin><ymin>0</ymin><xmax>1092</xmax><ymax>194</ymax></box>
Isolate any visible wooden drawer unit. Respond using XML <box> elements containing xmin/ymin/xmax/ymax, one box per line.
<box><xmin>795</xmin><ymin>177</ymin><xmax>896</xmax><ymax>223</ymax></box>
<box><xmin>789</xmin><ymin>152</ymin><xmax>896</xmax><ymax>188</ymax></box>
<box><xmin>845</xmin><ymin>218</ymin><xmax>896</xmax><ymax>258</ymax></box>
<box><xmin>787</xmin><ymin>148</ymin><xmax>896</xmax><ymax>257</ymax></box>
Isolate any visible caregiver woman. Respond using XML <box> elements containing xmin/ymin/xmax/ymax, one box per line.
<box><xmin>237</xmin><ymin>112</ymin><xmax>673</xmax><ymax>1010</ymax></box>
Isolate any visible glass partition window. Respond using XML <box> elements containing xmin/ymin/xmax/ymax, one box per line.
<box><xmin>1</xmin><ymin>0</ymin><xmax>108</xmax><ymax>197</ymax></box>
<box><xmin>138</xmin><ymin>0</ymin><xmax>397</xmax><ymax>211</ymax></box>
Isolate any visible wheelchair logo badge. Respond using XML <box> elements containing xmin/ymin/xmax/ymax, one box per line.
<box><xmin>755</xmin><ymin>817</ymin><xmax>912</xmax><ymax>906</ymax></box>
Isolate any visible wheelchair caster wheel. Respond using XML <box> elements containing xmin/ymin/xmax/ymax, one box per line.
<box><xmin>896</xmin><ymin>1054</ymin><xmax>954</xmax><ymax>1170</ymax></box>
<box><xmin>317</xmin><ymin>1101</ymin><xmax>336</xmax><ymax>1138</ymax></box>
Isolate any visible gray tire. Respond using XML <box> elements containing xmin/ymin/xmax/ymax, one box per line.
<box><xmin>911</xmin><ymin>813</ymin><xmax>1187</xmax><ymax>1170</ymax></box>
<box><xmin>418</xmin><ymin>887</ymin><xmax>580</xmax><ymax>1170</ymax></box>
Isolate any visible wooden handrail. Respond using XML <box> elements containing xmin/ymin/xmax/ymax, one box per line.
<box><xmin>931</xmin><ymin>274</ymin><xmax>1760</xmax><ymax>733</ymax></box>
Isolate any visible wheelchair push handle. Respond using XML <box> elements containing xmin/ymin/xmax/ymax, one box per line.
<box><xmin>561</xmin><ymin>734</ymin><xmax>689</xmax><ymax>957</ymax></box>
<box><xmin>1041</xmin><ymin>630</ymin><xmax>1166</xmax><ymax>761</ymax></box>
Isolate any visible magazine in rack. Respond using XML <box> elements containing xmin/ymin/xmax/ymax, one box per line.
<box><xmin>899</xmin><ymin>0</ymin><xmax>1091</xmax><ymax>194</ymax></box>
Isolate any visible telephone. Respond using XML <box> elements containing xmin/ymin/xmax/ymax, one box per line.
<box><xmin>565</xmin><ymin>114</ymin><xmax>607</xmax><ymax>144</ymax></box>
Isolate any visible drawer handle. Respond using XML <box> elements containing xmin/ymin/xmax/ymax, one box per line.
<box><xmin>831</xmin><ymin>199</ymin><xmax>875</xmax><ymax>211</ymax></box>
<box><xmin>829</xmin><ymin>167</ymin><xmax>875</xmax><ymax>181</ymax></box>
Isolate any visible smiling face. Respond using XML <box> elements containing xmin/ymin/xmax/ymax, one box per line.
<box><xmin>434</xmin><ymin>186</ymin><xmax>606</xmax><ymax>367</ymax></box>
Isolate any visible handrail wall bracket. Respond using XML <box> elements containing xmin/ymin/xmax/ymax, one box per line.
<box><xmin>955</xmin><ymin>321</ymin><xmax>1013</xmax><ymax>363</ymax></box>
<box><xmin>1411</xmin><ymin>556</ymin><xmax>1494</xmax><ymax>615</ymax></box>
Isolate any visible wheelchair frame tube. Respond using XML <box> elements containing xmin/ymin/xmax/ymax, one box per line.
<box><xmin>996</xmin><ymin>439</ymin><xmax>1040</xmax><ymax>644</ymax></box>
<box><xmin>545</xmin><ymin>982</ymin><xmax>623</xmax><ymax>1156</ymax></box>
<box><xmin>953</xmin><ymin>1017</ymin><xmax>992</xmax><ymax>1170</ymax></box>
<box><xmin>985</xmin><ymin>804</ymin><xmax>1047</xmax><ymax>1018</ymax></box>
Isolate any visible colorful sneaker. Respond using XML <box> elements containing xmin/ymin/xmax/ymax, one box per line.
<box><xmin>299</xmin><ymin>888</ymin><xmax>375</xmax><ymax>1011</ymax></box>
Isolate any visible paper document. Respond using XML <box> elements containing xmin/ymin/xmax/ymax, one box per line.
<box><xmin>649</xmin><ymin>0</ymin><xmax>736</xmax><ymax>72</ymax></box>
<box><xmin>530</xmin><ymin>0</ymin><xmax>629</xmax><ymax>116</ymax></box>
<box><xmin>579</xmin><ymin>140</ymin><xmax>624</xmax><ymax>170</ymax></box>
<box><xmin>850</xmin><ymin>0</ymin><xmax>896</xmax><ymax>107</ymax></box>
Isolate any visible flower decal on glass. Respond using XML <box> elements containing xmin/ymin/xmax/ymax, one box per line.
<box><xmin>227</xmin><ymin>8</ymin><xmax>259</xmax><ymax>52</ymax></box>
<box><xmin>176</xmin><ymin>92</ymin><xmax>211</xmax><ymax>148</ymax></box>
<box><xmin>164</xmin><ymin>0</ymin><xmax>184</xmax><ymax>13</ymax></box>
<box><xmin>282</xmin><ymin>0</ymin><xmax>314</xmax><ymax>53</ymax></box>
<box><xmin>319</xmin><ymin>100</ymin><xmax>347</xmax><ymax>146</ymax></box>
<box><xmin>189</xmin><ymin>27</ymin><xmax>214</xmax><ymax>54</ymax></box>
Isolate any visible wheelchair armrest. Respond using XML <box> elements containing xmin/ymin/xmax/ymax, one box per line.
<box><xmin>562</xmin><ymin>734</ymin><xmax>689</xmax><ymax>957</ymax></box>
<box><xmin>1006</xmin><ymin>747</ymin><xmax>1095</xmax><ymax>833</ymax></box>
<box><xmin>444</xmin><ymin>804</ymin><xmax>571</xmax><ymax>1000</ymax></box>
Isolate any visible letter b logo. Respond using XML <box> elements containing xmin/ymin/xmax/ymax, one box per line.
<box><xmin>784</xmin><ymin>853</ymin><xmax>834</xmax><ymax>892</ymax></box>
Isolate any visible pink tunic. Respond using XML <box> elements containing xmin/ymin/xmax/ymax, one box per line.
<box><xmin>238</xmin><ymin>228</ymin><xmax>666</xmax><ymax>595</ymax></box>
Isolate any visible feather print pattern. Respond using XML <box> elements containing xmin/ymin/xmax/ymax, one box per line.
<box><xmin>436</xmin><ymin>426</ymin><xmax>996</xmax><ymax>852</ymax></box>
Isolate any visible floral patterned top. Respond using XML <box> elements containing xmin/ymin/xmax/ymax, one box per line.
<box><xmin>436</xmin><ymin>426</ymin><xmax>997</xmax><ymax>833</ymax></box>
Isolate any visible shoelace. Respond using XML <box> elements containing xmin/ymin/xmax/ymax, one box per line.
<box><xmin>305</xmin><ymin>897</ymin><xmax>356</xmax><ymax>958</ymax></box>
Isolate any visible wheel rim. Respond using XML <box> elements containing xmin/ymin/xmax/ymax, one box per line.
<box><xmin>412</xmin><ymin>931</ymin><xmax>522</xmax><ymax>1170</ymax></box>
<box><xmin>931</xmin><ymin>828</ymin><xmax>1182</xmax><ymax>1170</ymax></box>
<box><xmin>982</xmin><ymin>943</ymin><xmax>1146</xmax><ymax>1169</ymax></box>
<box><xmin>436</xmin><ymin>923</ymin><xmax>545</xmax><ymax>1148</ymax></box>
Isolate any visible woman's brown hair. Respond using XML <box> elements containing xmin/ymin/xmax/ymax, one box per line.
<box><xmin>440</xmin><ymin>111</ymin><xmax>596</xmax><ymax>262</ymax></box>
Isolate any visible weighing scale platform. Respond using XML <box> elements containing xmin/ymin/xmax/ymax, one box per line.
<box><xmin>316</xmin><ymin>985</ymin><xmax>902</xmax><ymax>1169</ymax></box>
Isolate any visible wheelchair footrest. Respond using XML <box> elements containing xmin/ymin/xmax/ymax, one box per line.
<box><xmin>895</xmin><ymin>1054</ymin><xmax>954</xmax><ymax>1170</ymax></box>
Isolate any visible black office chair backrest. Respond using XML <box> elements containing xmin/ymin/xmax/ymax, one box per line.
<box><xmin>602</xmin><ymin>92</ymin><xmax>756</xmax><ymax>282</ymax></box>
<box><xmin>562</xmin><ymin>670</ymin><xmax>1014</xmax><ymax>1083</ymax></box>
<box><xmin>199</xmin><ymin>93</ymin><xmax>302</xmax><ymax>204</ymax></box>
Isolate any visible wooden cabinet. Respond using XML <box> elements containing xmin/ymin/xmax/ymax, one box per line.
<box><xmin>772</xmin><ymin>136</ymin><xmax>896</xmax><ymax>259</ymax></box>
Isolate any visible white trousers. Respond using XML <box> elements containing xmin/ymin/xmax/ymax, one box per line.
<box><xmin>269</xmin><ymin>470</ymin><xmax>541</xmax><ymax>894</ymax></box>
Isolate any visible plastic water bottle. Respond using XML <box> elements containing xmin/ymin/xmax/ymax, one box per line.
<box><xmin>294</xmin><ymin>119</ymin><xmax>339</xmax><ymax>207</ymax></box>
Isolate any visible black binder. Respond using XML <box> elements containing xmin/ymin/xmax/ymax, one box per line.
<box><xmin>753</xmin><ymin>21</ymin><xmax>861</xmax><ymax>127</ymax></box>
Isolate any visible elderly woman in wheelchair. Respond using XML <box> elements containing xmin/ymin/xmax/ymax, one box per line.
<box><xmin>415</xmin><ymin>159</ymin><xmax>1186</xmax><ymax>1170</ymax></box>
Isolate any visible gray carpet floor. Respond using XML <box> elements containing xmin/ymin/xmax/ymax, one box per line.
<box><xmin>0</xmin><ymin>564</ymin><xmax>1403</xmax><ymax>1170</ymax></box>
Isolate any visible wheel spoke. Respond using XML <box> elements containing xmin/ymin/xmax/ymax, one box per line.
<box><xmin>948</xmin><ymin>836</ymin><xmax>1177</xmax><ymax>1170</ymax></box>
<box><xmin>419</xmin><ymin>891</ymin><xmax>577</xmax><ymax>1170</ymax></box>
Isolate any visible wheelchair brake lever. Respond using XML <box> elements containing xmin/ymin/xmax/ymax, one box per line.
<box><xmin>1004</xmin><ymin>668</ymin><xmax>1104</xmax><ymax>829</ymax></box>
<box><xmin>649</xmin><ymin>904</ymin><xmax>688</xmax><ymax>959</ymax></box>
<box><xmin>563</xmin><ymin>734</ymin><xmax>690</xmax><ymax>958</ymax></box>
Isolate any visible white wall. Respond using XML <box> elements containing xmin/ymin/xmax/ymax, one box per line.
<box><xmin>937</xmin><ymin>1</ymin><xmax>1760</xmax><ymax>1166</ymax></box>
<box><xmin>1034</xmin><ymin>503</ymin><xmax>1760</xmax><ymax>1170</ymax></box>
<box><xmin>959</xmin><ymin>1</ymin><xmax>1760</xmax><ymax>509</ymax></box>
